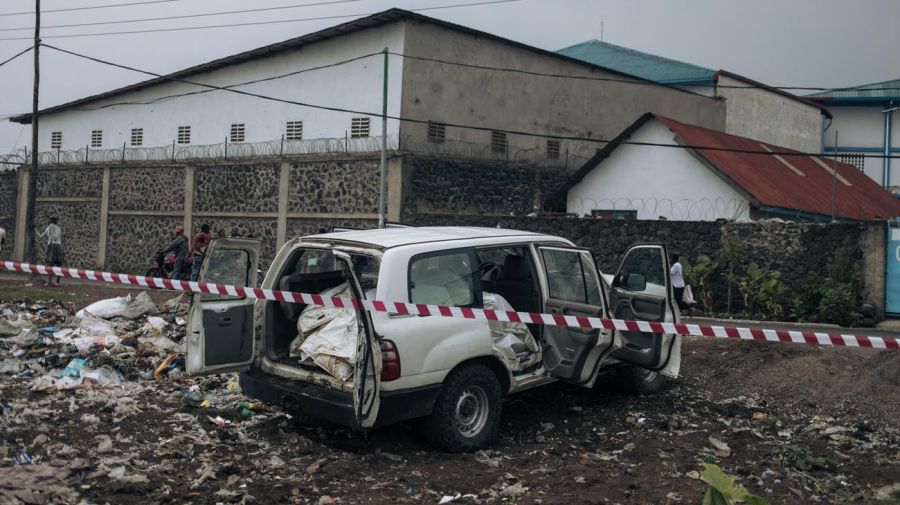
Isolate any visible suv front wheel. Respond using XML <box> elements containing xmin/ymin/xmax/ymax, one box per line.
<box><xmin>426</xmin><ymin>363</ymin><xmax>503</xmax><ymax>452</ymax></box>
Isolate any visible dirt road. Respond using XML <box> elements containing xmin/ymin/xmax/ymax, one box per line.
<box><xmin>1</xmin><ymin>284</ymin><xmax>899</xmax><ymax>504</ymax></box>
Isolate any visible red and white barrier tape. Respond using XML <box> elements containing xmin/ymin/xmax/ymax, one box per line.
<box><xmin>3</xmin><ymin>261</ymin><xmax>898</xmax><ymax>350</ymax></box>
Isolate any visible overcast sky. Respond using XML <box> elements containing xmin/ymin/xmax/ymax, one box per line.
<box><xmin>1</xmin><ymin>0</ymin><xmax>898</xmax><ymax>154</ymax></box>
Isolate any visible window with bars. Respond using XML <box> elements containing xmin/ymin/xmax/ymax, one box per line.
<box><xmin>546</xmin><ymin>139</ymin><xmax>561</xmax><ymax>159</ymax></box>
<box><xmin>230</xmin><ymin>123</ymin><xmax>245</xmax><ymax>142</ymax></box>
<box><xmin>351</xmin><ymin>117</ymin><xmax>370</xmax><ymax>138</ymax></box>
<box><xmin>90</xmin><ymin>130</ymin><xmax>102</xmax><ymax>148</ymax></box>
<box><xmin>427</xmin><ymin>122</ymin><xmax>446</xmax><ymax>143</ymax></box>
<box><xmin>50</xmin><ymin>131</ymin><xmax>62</xmax><ymax>150</ymax></box>
<box><xmin>285</xmin><ymin>121</ymin><xmax>303</xmax><ymax>140</ymax></box>
<box><xmin>490</xmin><ymin>131</ymin><xmax>507</xmax><ymax>153</ymax></box>
<box><xmin>130</xmin><ymin>128</ymin><xmax>143</xmax><ymax>146</ymax></box>
<box><xmin>177</xmin><ymin>126</ymin><xmax>191</xmax><ymax>144</ymax></box>
<box><xmin>838</xmin><ymin>153</ymin><xmax>865</xmax><ymax>171</ymax></box>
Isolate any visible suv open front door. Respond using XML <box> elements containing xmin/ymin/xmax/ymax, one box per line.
<box><xmin>608</xmin><ymin>244</ymin><xmax>680</xmax><ymax>375</ymax></box>
<box><xmin>537</xmin><ymin>246</ymin><xmax>611</xmax><ymax>385</ymax></box>
<box><xmin>186</xmin><ymin>238</ymin><xmax>260</xmax><ymax>375</ymax></box>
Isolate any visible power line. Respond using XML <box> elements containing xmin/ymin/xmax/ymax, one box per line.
<box><xmin>37</xmin><ymin>43</ymin><xmax>900</xmax><ymax>161</ymax></box>
<box><xmin>0</xmin><ymin>0</ymin><xmax>523</xmax><ymax>41</ymax></box>
<box><xmin>71</xmin><ymin>51</ymin><xmax>384</xmax><ymax>111</ymax></box>
<box><xmin>0</xmin><ymin>0</ymin><xmax>363</xmax><ymax>32</ymax></box>
<box><xmin>0</xmin><ymin>0</ymin><xmax>183</xmax><ymax>17</ymax></box>
<box><xmin>391</xmin><ymin>52</ymin><xmax>900</xmax><ymax>93</ymax></box>
<box><xmin>0</xmin><ymin>46</ymin><xmax>31</xmax><ymax>68</ymax></box>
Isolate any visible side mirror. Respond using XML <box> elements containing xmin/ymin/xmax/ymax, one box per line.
<box><xmin>625</xmin><ymin>273</ymin><xmax>646</xmax><ymax>292</ymax></box>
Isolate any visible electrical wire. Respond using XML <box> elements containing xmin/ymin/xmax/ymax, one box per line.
<box><xmin>71</xmin><ymin>51</ymin><xmax>384</xmax><ymax>110</ymax></box>
<box><xmin>36</xmin><ymin>43</ymin><xmax>900</xmax><ymax>160</ymax></box>
<box><xmin>0</xmin><ymin>0</ymin><xmax>523</xmax><ymax>41</ymax></box>
<box><xmin>0</xmin><ymin>0</ymin><xmax>362</xmax><ymax>32</ymax></box>
<box><xmin>0</xmin><ymin>46</ymin><xmax>32</xmax><ymax>68</ymax></box>
<box><xmin>0</xmin><ymin>0</ymin><xmax>184</xmax><ymax>17</ymax></box>
<box><xmin>391</xmin><ymin>52</ymin><xmax>900</xmax><ymax>93</ymax></box>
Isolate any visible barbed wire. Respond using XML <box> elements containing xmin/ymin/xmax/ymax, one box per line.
<box><xmin>0</xmin><ymin>133</ymin><xmax>592</xmax><ymax>169</ymax></box>
<box><xmin>567</xmin><ymin>196</ymin><xmax>752</xmax><ymax>221</ymax></box>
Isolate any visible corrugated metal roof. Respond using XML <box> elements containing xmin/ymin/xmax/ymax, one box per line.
<box><xmin>562</xmin><ymin>113</ymin><xmax>900</xmax><ymax>221</ymax></box>
<box><xmin>807</xmin><ymin>78</ymin><xmax>900</xmax><ymax>100</ymax></box>
<box><xmin>556</xmin><ymin>39</ymin><xmax>715</xmax><ymax>84</ymax></box>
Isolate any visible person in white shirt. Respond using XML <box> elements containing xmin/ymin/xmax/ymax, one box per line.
<box><xmin>670</xmin><ymin>254</ymin><xmax>685</xmax><ymax>310</ymax></box>
<box><xmin>37</xmin><ymin>217</ymin><xmax>64</xmax><ymax>286</ymax></box>
<box><xmin>0</xmin><ymin>226</ymin><xmax>6</xmax><ymax>254</ymax></box>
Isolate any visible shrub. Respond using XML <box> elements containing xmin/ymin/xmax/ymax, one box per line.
<box><xmin>736</xmin><ymin>263</ymin><xmax>787</xmax><ymax>318</ymax></box>
<box><xmin>684</xmin><ymin>255</ymin><xmax>718</xmax><ymax>314</ymax></box>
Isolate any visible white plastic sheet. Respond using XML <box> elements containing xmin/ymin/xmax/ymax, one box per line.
<box><xmin>76</xmin><ymin>292</ymin><xmax>157</xmax><ymax>320</ymax></box>
<box><xmin>289</xmin><ymin>283</ymin><xmax>358</xmax><ymax>381</ymax></box>
<box><xmin>483</xmin><ymin>292</ymin><xmax>540</xmax><ymax>372</ymax></box>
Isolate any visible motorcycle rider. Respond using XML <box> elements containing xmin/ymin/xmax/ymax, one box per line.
<box><xmin>161</xmin><ymin>225</ymin><xmax>189</xmax><ymax>280</ymax></box>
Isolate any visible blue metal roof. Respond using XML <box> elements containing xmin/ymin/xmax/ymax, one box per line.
<box><xmin>556</xmin><ymin>39</ymin><xmax>715</xmax><ymax>84</ymax></box>
<box><xmin>807</xmin><ymin>78</ymin><xmax>900</xmax><ymax>101</ymax></box>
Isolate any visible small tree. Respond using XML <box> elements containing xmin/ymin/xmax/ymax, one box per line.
<box><xmin>684</xmin><ymin>255</ymin><xmax>718</xmax><ymax>314</ymax></box>
<box><xmin>718</xmin><ymin>240</ymin><xmax>744</xmax><ymax>317</ymax></box>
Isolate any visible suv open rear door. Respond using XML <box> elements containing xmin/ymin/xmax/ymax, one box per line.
<box><xmin>608</xmin><ymin>244</ymin><xmax>681</xmax><ymax>376</ymax></box>
<box><xmin>186</xmin><ymin>238</ymin><xmax>260</xmax><ymax>375</ymax></box>
<box><xmin>537</xmin><ymin>246</ymin><xmax>611</xmax><ymax>385</ymax></box>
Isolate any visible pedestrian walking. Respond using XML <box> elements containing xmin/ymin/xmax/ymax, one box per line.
<box><xmin>162</xmin><ymin>225</ymin><xmax>189</xmax><ymax>280</ymax></box>
<box><xmin>189</xmin><ymin>223</ymin><xmax>212</xmax><ymax>281</ymax></box>
<box><xmin>37</xmin><ymin>217</ymin><xmax>64</xmax><ymax>286</ymax></box>
<box><xmin>670</xmin><ymin>254</ymin><xmax>686</xmax><ymax>310</ymax></box>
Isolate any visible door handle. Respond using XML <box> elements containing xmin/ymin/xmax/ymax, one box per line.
<box><xmin>218</xmin><ymin>316</ymin><xmax>232</xmax><ymax>326</ymax></box>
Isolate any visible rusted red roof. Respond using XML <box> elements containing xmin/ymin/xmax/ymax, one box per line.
<box><xmin>653</xmin><ymin>114</ymin><xmax>900</xmax><ymax>221</ymax></box>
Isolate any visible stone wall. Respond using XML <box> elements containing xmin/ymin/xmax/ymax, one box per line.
<box><xmin>7</xmin><ymin>155</ymin><xmax>385</xmax><ymax>274</ymax></box>
<box><xmin>404</xmin><ymin>213</ymin><xmax>875</xmax><ymax>315</ymax></box>
<box><xmin>402</xmin><ymin>156</ymin><xmax>564</xmax><ymax>216</ymax></box>
<box><xmin>0</xmin><ymin>170</ymin><xmax>18</xmax><ymax>261</ymax></box>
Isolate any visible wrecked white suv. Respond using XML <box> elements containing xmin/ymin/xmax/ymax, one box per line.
<box><xmin>186</xmin><ymin>227</ymin><xmax>681</xmax><ymax>452</ymax></box>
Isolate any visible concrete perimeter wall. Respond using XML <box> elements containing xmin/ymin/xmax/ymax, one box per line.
<box><xmin>9</xmin><ymin>154</ymin><xmax>402</xmax><ymax>273</ymax></box>
<box><xmin>2</xmin><ymin>154</ymin><xmax>888</xmax><ymax>317</ymax></box>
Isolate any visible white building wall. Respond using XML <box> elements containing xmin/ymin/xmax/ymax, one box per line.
<box><xmin>824</xmin><ymin>106</ymin><xmax>899</xmax><ymax>188</ymax></box>
<box><xmin>566</xmin><ymin>119</ymin><xmax>751</xmax><ymax>221</ymax></box>
<box><xmin>36</xmin><ymin>23</ymin><xmax>406</xmax><ymax>151</ymax></box>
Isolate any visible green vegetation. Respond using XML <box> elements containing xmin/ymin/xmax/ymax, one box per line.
<box><xmin>0</xmin><ymin>284</ymin><xmax>89</xmax><ymax>304</ymax></box>
<box><xmin>700</xmin><ymin>463</ymin><xmax>769</xmax><ymax>505</ymax></box>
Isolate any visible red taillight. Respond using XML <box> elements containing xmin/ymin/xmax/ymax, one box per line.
<box><xmin>380</xmin><ymin>339</ymin><xmax>401</xmax><ymax>381</ymax></box>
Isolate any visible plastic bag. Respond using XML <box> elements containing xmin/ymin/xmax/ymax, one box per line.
<box><xmin>63</xmin><ymin>358</ymin><xmax>87</xmax><ymax>378</ymax></box>
<box><xmin>683</xmin><ymin>285</ymin><xmax>696</xmax><ymax>305</ymax></box>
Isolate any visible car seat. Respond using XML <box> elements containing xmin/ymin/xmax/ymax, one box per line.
<box><xmin>494</xmin><ymin>255</ymin><xmax>537</xmax><ymax>313</ymax></box>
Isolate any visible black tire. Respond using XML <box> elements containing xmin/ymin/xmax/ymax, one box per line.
<box><xmin>615</xmin><ymin>366</ymin><xmax>667</xmax><ymax>396</ymax></box>
<box><xmin>426</xmin><ymin>363</ymin><xmax>503</xmax><ymax>452</ymax></box>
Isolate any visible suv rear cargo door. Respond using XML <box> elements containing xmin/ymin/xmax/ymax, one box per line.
<box><xmin>186</xmin><ymin>238</ymin><xmax>260</xmax><ymax>375</ymax></box>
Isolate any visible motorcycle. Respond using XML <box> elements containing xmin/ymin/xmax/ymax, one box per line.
<box><xmin>145</xmin><ymin>249</ymin><xmax>193</xmax><ymax>279</ymax></box>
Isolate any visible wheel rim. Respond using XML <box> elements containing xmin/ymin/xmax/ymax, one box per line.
<box><xmin>453</xmin><ymin>385</ymin><xmax>490</xmax><ymax>438</ymax></box>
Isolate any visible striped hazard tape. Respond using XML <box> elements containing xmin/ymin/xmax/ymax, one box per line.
<box><xmin>3</xmin><ymin>261</ymin><xmax>898</xmax><ymax>350</ymax></box>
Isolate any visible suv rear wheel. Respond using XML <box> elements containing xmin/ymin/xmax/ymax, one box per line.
<box><xmin>426</xmin><ymin>363</ymin><xmax>502</xmax><ymax>452</ymax></box>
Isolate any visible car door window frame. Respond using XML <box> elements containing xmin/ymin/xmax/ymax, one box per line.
<box><xmin>407</xmin><ymin>247</ymin><xmax>483</xmax><ymax>308</ymax></box>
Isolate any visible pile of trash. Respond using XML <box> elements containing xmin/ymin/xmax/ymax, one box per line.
<box><xmin>0</xmin><ymin>291</ymin><xmax>189</xmax><ymax>392</ymax></box>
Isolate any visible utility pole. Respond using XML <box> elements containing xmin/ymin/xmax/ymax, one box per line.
<box><xmin>831</xmin><ymin>130</ymin><xmax>838</xmax><ymax>222</ymax></box>
<box><xmin>378</xmin><ymin>47</ymin><xmax>388</xmax><ymax>229</ymax></box>
<box><xmin>25</xmin><ymin>0</ymin><xmax>40</xmax><ymax>263</ymax></box>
